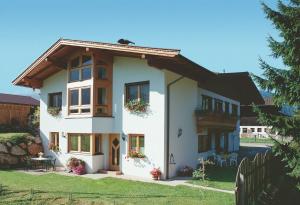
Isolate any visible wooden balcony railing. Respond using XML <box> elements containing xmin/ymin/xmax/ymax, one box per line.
<box><xmin>195</xmin><ymin>109</ymin><xmax>238</xmax><ymax>132</ymax></box>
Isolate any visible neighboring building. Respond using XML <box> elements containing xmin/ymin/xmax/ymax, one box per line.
<box><xmin>13</xmin><ymin>39</ymin><xmax>257</xmax><ymax>179</ymax></box>
<box><xmin>240</xmin><ymin>105</ymin><xmax>282</xmax><ymax>138</ymax></box>
<box><xmin>0</xmin><ymin>93</ymin><xmax>39</xmax><ymax>127</ymax></box>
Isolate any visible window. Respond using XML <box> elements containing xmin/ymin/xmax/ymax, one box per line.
<box><xmin>242</xmin><ymin>128</ymin><xmax>248</xmax><ymax>133</ymax></box>
<box><xmin>202</xmin><ymin>95</ymin><xmax>212</xmax><ymax>111</ymax></box>
<box><xmin>198</xmin><ymin>134</ymin><xmax>211</xmax><ymax>153</ymax></box>
<box><xmin>81</xmin><ymin>134</ymin><xmax>90</xmax><ymax>152</ymax></box>
<box><xmin>81</xmin><ymin>88</ymin><xmax>90</xmax><ymax>105</ymax></box>
<box><xmin>225</xmin><ymin>102</ymin><xmax>230</xmax><ymax>114</ymax></box>
<box><xmin>69</xmin><ymin>55</ymin><xmax>92</xmax><ymax>82</ymax></box>
<box><xmin>232</xmin><ymin>104</ymin><xmax>238</xmax><ymax>116</ymax></box>
<box><xmin>128</xmin><ymin>134</ymin><xmax>145</xmax><ymax>154</ymax></box>
<box><xmin>214</xmin><ymin>99</ymin><xmax>223</xmax><ymax>113</ymax></box>
<box><xmin>96</xmin><ymin>67</ymin><xmax>107</xmax><ymax>80</ymax></box>
<box><xmin>69</xmin><ymin>134</ymin><xmax>79</xmax><ymax>151</ymax></box>
<box><xmin>257</xmin><ymin>128</ymin><xmax>262</xmax><ymax>133</ymax></box>
<box><xmin>97</xmin><ymin>88</ymin><xmax>107</xmax><ymax>105</ymax></box>
<box><xmin>125</xmin><ymin>81</ymin><xmax>149</xmax><ymax>103</ymax></box>
<box><xmin>94</xmin><ymin>134</ymin><xmax>102</xmax><ymax>154</ymax></box>
<box><xmin>68</xmin><ymin>134</ymin><xmax>91</xmax><ymax>153</ymax></box>
<box><xmin>48</xmin><ymin>92</ymin><xmax>62</xmax><ymax>109</ymax></box>
<box><xmin>251</xmin><ymin>128</ymin><xmax>255</xmax><ymax>132</ymax></box>
<box><xmin>69</xmin><ymin>87</ymin><xmax>91</xmax><ymax>115</ymax></box>
<box><xmin>50</xmin><ymin>132</ymin><xmax>59</xmax><ymax>148</ymax></box>
<box><xmin>70</xmin><ymin>90</ymin><xmax>79</xmax><ymax>106</ymax></box>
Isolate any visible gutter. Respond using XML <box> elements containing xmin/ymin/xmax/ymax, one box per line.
<box><xmin>166</xmin><ymin>76</ymin><xmax>184</xmax><ymax>179</ymax></box>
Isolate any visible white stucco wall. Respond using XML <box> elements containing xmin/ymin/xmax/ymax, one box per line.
<box><xmin>164</xmin><ymin>70</ymin><xmax>198</xmax><ymax>178</ymax></box>
<box><xmin>113</xmin><ymin>57</ymin><xmax>166</xmax><ymax>179</ymax></box>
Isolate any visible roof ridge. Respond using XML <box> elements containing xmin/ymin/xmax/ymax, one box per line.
<box><xmin>61</xmin><ymin>38</ymin><xmax>181</xmax><ymax>52</ymax></box>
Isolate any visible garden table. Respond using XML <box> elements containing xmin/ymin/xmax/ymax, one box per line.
<box><xmin>31</xmin><ymin>157</ymin><xmax>52</xmax><ymax>171</ymax></box>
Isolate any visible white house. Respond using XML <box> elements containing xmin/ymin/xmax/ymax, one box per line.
<box><xmin>13</xmin><ymin>39</ymin><xmax>244</xmax><ymax>179</ymax></box>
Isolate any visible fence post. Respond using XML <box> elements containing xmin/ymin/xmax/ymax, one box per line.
<box><xmin>0</xmin><ymin>184</ymin><xmax>2</xmax><ymax>196</ymax></box>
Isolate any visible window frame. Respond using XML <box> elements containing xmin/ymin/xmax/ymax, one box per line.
<box><xmin>50</xmin><ymin>132</ymin><xmax>59</xmax><ymax>148</ymax></box>
<box><xmin>48</xmin><ymin>92</ymin><xmax>62</xmax><ymax>110</ymax></box>
<box><xmin>68</xmin><ymin>86</ymin><xmax>91</xmax><ymax>115</ymax></box>
<box><xmin>202</xmin><ymin>95</ymin><xmax>213</xmax><ymax>111</ymax></box>
<box><xmin>232</xmin><ymin>104</ymin><xmax>238</xmax><ymax>116</ymax></box>
<box><xmin>128</xmin><ymin>134</ymin><xmax>145</xmax><ymax>154</ymax></box>
<box><xmin>125</xmin><ymin>81</ymin><xmax>150</xmax><ymax>104</ymax></box>
<box><xmin>198</xmin><ymin>132</ymin><xmax>212</xmax><ymax>153</ymax></box>
<box><xmin>214</xmin><ymin>99</ymin><xmax>223</xmax><ymax>113</ymax></box>
<box><xmin>68</xmin><ymin>133</ymin><xmax>91</xmax><ymax>153</ymax></box>
<box><xmin>69</xmin><ymin>55</ymin><xmax>93</xmax><ymax>83</ymax></box>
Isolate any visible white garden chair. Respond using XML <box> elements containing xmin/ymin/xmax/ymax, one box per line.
<box><xmin>216</xmin><ymin>155</ymin><xmax>227</xmax><ymax>167</ymax></box>
<box><xmin>229</xmin><ymin>153</ymin><xmax>238</xmax><ymax>166</ymax></box>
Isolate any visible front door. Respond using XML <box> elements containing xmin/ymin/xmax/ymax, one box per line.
<box><xmin>109</xmin><ymin>134</ymin><xmax>120</xmax><ymax>171</ymax></box>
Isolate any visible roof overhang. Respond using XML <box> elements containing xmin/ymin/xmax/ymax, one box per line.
<box><xmin>12</xmin><ymin>39</ymin><xmax>181</xmax><ymax>88</ymax></box>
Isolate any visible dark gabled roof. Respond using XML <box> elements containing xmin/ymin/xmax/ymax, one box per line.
<box><xmin>0</xmin><ymin>93</ymin><xmax>39</xmax><ymax>106</ymax></box>
<box><xmin>241</xmin><ymin>105</ymin><xmax>283</xmax><ymax>117</ymax></box>
<box><xmin>217</xmin><ymin>72</ymin><xmax>265</xmax><ymax>105</ymax></box>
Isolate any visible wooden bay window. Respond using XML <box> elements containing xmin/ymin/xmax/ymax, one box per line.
<box><xmin>68</xmin><ymin>87</ymin><xmax>91</xmax><ymax>115</ymax></box>
<box><xmin>69</xmin><ymin>55</ymin><xmax>92</xmax><ymax>82</ymax></box>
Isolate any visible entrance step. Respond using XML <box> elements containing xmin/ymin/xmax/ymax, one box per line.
<box><xmin>98</xmin><ymin>170</ymin><xmax>122</xmax><ymax>175</ymax></box>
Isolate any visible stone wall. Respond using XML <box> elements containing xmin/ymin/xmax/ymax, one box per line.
<box><xmin>0</xmin><ymin>135</ymin><xmax>43</xmax><ymax>168</ymax></box>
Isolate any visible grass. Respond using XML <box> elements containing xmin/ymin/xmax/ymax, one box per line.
<box><xmin>240</xmin><ymin>137</ymin><xmax>274</xmax><ymax>144</ymax></box>
<box><xmin>0</xmin><ymin>132</ymin><xmax>30</xmax><ymax>144</ymax></box>
<box><xmin>188</xmin><ymin>166</ymin><xmax>237</xmax><ymax>191</ymax></box>
<box><xmin>0</xmin><ymin>171</ymin><xmax>234</xmax><ymax>205</ymax></box>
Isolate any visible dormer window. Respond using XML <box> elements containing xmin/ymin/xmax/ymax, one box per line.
<box><xmin>69</xmin><ymin>55</ymin><xmax>92</xmax><ymax>82</ymax></box>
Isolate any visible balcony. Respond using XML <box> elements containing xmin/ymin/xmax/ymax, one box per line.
<box><xmin>195</xmin><ymin>109</ymin><xmax>238</xmax><ymax>132</ymax></box>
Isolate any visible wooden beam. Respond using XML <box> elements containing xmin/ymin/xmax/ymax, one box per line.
<box><xmin>23</xmin><ymin>77</ymin><xmax>43</xmax><ymax>88</ymax></box>
<box><xmin>45</xmin><ymin>57</ymin><xmax>67</xmax><ymax>69</ymax></box>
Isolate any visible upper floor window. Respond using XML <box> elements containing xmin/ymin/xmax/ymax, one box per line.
<box><xmin>125</xmin><ymin>81</ymin><xmax>149</xmax><ymax>103</ymax></box>
<box><xmin>96</xmin><ymin>67</ymin><xmax>107</xmax><ymax>80</ymax></box>
<box><xmin>232</xmin><ymin>104</ymin><xmax>238</xmax><ymax>116</ymax></box>
<box><xmin>202</xmin><ymin>95</ymin><xmax>212</xmax><ymax>111</ymax></box>
<box><xmin>214</xmin><ymin>99</ymin><xmax>223</xmax><ymax>113</ymax></box>
<box><xmin>242</xmin><ymin>128</ymin><xmax>247</xmax><ymax>133</ymax></box>
<box><xmin>69</xmin><ymin>55</ymin><xmax>92</xmax><ymax>82</ymax></box>
<box><xmin>69</xmin><ymin>87</ymin><xmax>91</xmax><ymax>114</ymax></box>
<box><xmin>48</xmin><ymin>92</ymin><xmax>62</xmax><ymax>109</ymax></box>
<box><xmin>225</xmin><ymin>102</ymin><xmax>230</xmax><ymax>114</ymax></box>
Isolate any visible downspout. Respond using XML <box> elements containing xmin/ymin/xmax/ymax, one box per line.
<box><xmin>166</xmin><ymin>76</ymin><xmax>184</xmax><ymax>179</ymax></box>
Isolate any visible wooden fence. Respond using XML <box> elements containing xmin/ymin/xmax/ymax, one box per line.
<box><xmin>0</xmin><ymin>103</ymin><xmax>33</xmax><ymax>127</ymax></box>
<box><xmin>235</xmin><ymin>150</ymin><xmax>272</xmax><ymax>205</ymax></box>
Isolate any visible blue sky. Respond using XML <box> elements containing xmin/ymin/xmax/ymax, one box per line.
<box><xmin>0</xmin><ymin>0</ymin><xmax>281</xmax><ymax>97</ymax></box>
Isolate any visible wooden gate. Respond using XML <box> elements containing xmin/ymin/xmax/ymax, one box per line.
<box><xmin>235</xmin><ymin>150</ymin><xmax>272</xmax><ymax>205</ymax></box>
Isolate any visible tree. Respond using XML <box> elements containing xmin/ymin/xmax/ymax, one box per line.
<box><xmin>253</xmin><ymin>0</ymin><xmax>300</xmax><ymax>179</ymax></box>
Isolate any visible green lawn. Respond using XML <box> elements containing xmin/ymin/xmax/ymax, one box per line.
<box><xmin>240</xmin><ymin>137</ymin><xmax>274</xmax><ymax>144</ymax></box>
<box><xmin>0</xmin><ymin>171</ymin><xmax>234</xmax><ymax>205</ymax></box>
<box><xmin>188</xmin><ymin>166</ymin><xmax>237</xmax><ymax>191</ymax></box>
<box><xmin>0</xmin><ymin>132</ymin><xmax>30</xmax><ymax>144</ymax></box>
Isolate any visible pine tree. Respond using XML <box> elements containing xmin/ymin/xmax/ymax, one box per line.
<box><xmin>253</xmin><ymin>0</ymin><xmax>300</xmax><ymax>179</ymax></box>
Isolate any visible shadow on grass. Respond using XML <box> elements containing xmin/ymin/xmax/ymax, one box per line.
<box><xmin>205</xmin><ymin>166</ymin><xmax>237</xmax><ymax>183</ymax></box>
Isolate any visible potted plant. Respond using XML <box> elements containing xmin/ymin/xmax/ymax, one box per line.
<box><xmin>125</xmin><ymin>99</ymin><xmax>149</xmax><ymax>114</ymax></box>
<box><xmin>150</xmin><ymin>168</ymin><xmax>161</xmax><ymax>180</ymax></box>
<box><xmin>47</xmin><ymin>107</ymin><xmax>61</xmax><ymax>116</ymax></box>
<box><xmin>128</xmin><ymin>150</ymin><xmax>146</xmax><ymax>158</ymax></box>
<box><xmin>66</xmin><ymin>157</ymin><xmax>86</xmax><ymax>175</ymax></box>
